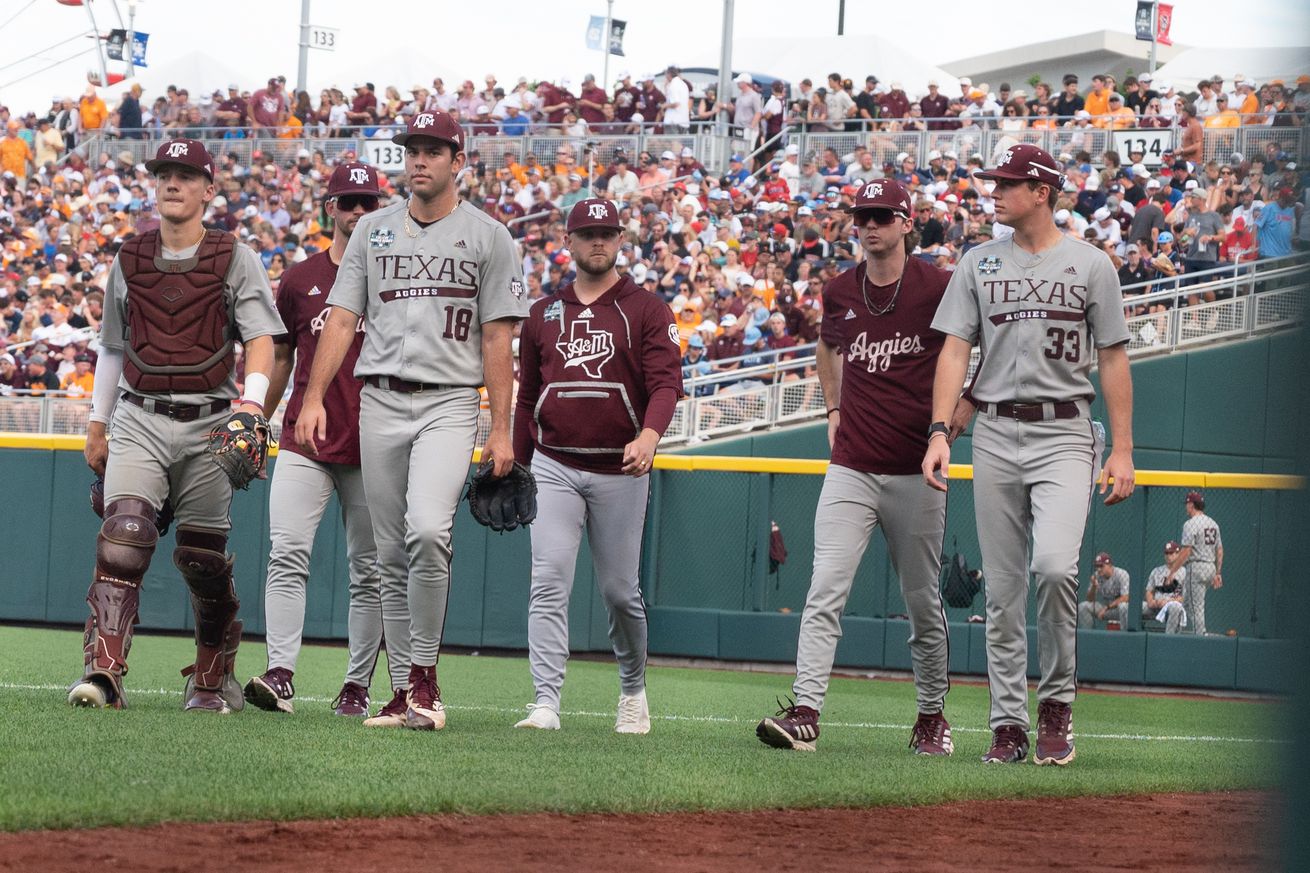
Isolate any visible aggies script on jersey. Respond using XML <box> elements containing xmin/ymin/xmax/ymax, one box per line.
<box><xmin>820</xmin><ymin>257</ymin><xmax>950</xmax><ymax>476</ymax></box>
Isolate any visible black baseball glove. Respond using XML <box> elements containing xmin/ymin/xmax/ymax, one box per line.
<box><xmin>90</xmin><ymin>477</ymin><xmax>174</xmax><ymax>536</ymax></box>
<box><xmin>205</xmin><ymin>410</ymin><xmax>270</xmax><ymax>491</ymax></box>
<box><xmin>465</xmin><ymin>460</ymin><xmax>537</xmax><ymax>532</ymax></box>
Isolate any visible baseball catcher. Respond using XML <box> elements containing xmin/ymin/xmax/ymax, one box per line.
<box><xmin>206</xmin><ymin>409</ymin><xmax>270</xmax><ymax>490</ymax></box>
<box><xmin>466</xmin><ymin>460</ymin><xmax>538</xmax><ymax>532</ymax></box>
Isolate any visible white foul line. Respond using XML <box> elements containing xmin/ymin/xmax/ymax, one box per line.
<box><xmin>5</xmin><ymin>682</ymin><xmax>1282</xmax><ymax>745</ymax></box>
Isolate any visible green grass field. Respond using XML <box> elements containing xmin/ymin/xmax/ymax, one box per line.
<box><xmin>0</xmin><ymin>625</ymin><xmax>1284</xmax><ymax>832</ymax></box>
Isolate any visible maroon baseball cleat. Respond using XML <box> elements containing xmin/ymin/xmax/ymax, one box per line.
<box><xmin>909</xmin><ymin>711</ymin><xmax>954</xmax><ymax>756</ymax></box>
<box><xmin>756</xmin><ymin>699</ymin><xmax>820</xmax><ymax>752</ymax></box>
<box><xmin>982</xmin><ymin>724</ymin><xmax>1030</xmax><ymax>763</ymax></box>
<box><xmin>244</xmin><ymin>667</ymin><xmax>295</xmax><ymax>714</ymax></box>
<box><xmin>1034</xmin><ymin>699</ymin><xmax>1076</xmax><ymax>766</ymax></box>
<box><xmin>404</xmin><ymin>664</ymin><xmax>446</xmax><ymax>731</ymax></box>
<box><xmin>332</xmin><ymin>682</ymin><xmax>370</xmax><ymax>717</ymax></box>
<box><xmin>363</xmin><ymin>688</ymin><xmax>408</xmax><ymax>728</ymax></box>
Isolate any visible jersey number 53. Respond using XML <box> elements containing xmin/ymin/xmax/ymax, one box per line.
<box><xmin>1043</xmin><ymin>326</ymin><xmax>1082</xmax><ymax>363</ymax></box>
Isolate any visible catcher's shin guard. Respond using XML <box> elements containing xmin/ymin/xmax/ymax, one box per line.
<box><xmin>182</xmin><ymin>619</ymin><xmax>244</xmax><ymax>712</ymax></box>
<box><xmin>174</xmin><ymin>526</ymin><xmax>240</xmax><ymax>693</ymax></box>
<box><xmin>73</xmin><ymin>498</ymin><xmax>156</xmax><ymax>707</ymax></box>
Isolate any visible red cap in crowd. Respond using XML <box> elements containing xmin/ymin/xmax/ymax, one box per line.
<box><xmin>144</xmin><ymin>138</ymin><xmax>215</xmax><ymax>181</ymax></box>
<box><xmin>392</xmin><ymin>110</ymin><xmax>464</xmax><ymax>152</ymax></box>
<box><xmin>974</xmin><ymin>143</ymin><xmax>1065</xmax><ymax>188</ymax></box>
<box><xmin>1095</xmin><ymin>552</ymin><xmax>1111</xmax><ymax>566</ymax></box>
<box><xmin>326</xmin><ymin>161</ymin><xmax>381</xmax><ymax>197</ymax></box>
<box><xmin>566</xmin><ymin>197</ymin><xmax>621</xmax><ymax>233</ymax></box>
<box><xmin>843</xmin><ymin>178</ymin><xmax>913</xmax><ymax>216</ymax></box>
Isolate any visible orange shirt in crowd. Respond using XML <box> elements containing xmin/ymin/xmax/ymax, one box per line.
<box><xmin>61</xmin><ymin>371</ymin><xmax>95</xmax><ymax>397</ymax></box>
<box><xmin>0</xmin><ymin>136</ymin><xmax>34</xmax><ymax>178</ymax></box>
<box><xmin>1205</xmin><ymin>110</ymin><xmax>1241</xmax><ymax>129</ymax></box>
<box><xmin>79</xmin><ymin>94</ymin><xmax>109</xmax><ymax>130</ymax></box>
<box><xmin>1084</xmin><ymin>88</ymin><xmax>1111</xmax><ymax>118</ymax></box>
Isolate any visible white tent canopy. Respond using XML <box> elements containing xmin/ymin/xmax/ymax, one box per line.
<box><xmin>683</xmin><ymin>35</ymin><xmax>959</xmax><ymax>99</ymax></box>
<box><xmin>1151</xmin><ymin>46</ymin><xmax>1310</xmax><ymax>88</ymax></box>
<box><xmin>109</xmin><ymin>52</ymin><xmax>248</xmax><ymax>103</ymax></box>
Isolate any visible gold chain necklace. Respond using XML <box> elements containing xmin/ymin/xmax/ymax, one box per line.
<box><xmin>403</xmin><ymin>197</ymin><xmax>460</xmax><ymax>238</ymax></box>
<box><xmin>860</xmin><ymin>256</ymin><xmax>908</xmax><ymax>316</ymax></box>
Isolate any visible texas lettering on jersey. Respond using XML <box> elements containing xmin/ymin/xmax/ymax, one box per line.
<box><xmin>557</xmin><ymin>319</ymin><xmax>614</xmax><ymax>379</ymax></box>
<box><xmin>374</xmin><ymin>254</ymin><xmax>479</xmax><ymax>301</ymax></box>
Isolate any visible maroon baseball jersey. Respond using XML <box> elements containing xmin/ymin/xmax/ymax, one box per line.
<box><xmin>820</xmin><ymin>257</ymin><xmax>950</xmax><ymax>475</ymax></box>
<box><xmin>275</xmin><ymin>250</ymin><xmax>365</xmax><ymax>466</ymax></box>
<box><xmin>514</xmin><ymin>276</ymin><xmax>684</xmax><ymax>474</ymax></box>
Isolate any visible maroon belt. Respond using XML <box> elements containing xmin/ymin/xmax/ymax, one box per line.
<box><xmin>122</xmin><ymin>392</ymin><xmax>230</xmax><ymax>421</ymax></box>
<box><xmin>365</xmin><ymin>375</ymin><xmax>456</xmax><ymax>393</ymax></box>
<box><xmin>984</xmin><ymin>401</ymin><xmax>1082</xmax><ymax>422</ymax></box>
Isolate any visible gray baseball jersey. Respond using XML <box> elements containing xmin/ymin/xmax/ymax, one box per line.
<box><xmin>327</xmin><ymin>200</ymin><xmax>530</xmax><ymax>385</ymax></box>
<box><xmin>1148</xmin><ymin>564</ymin><xmax>1187</xmax><ymax>594</ymax></box>
<box><xmin>1092</xmin><ymin>567</ymin><xmax>1129</xmax><ymax>605</ymax></box>
<box><xmin>1181</xmin><ymin>513</ymin><xmax>1222</xmax><ymax>564</ymax></box>
<box><xmin>99</xmin><ymin>241</ymin><xmax>284</xmax><ymax>405</ymax></box>
<box><xmin>931</xmin><ymin>236</ymin><xmax>1131</xmax><ymax>403</ymax></box>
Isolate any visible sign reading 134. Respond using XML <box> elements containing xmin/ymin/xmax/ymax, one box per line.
<box><xmin>1111</xmin><ymin>130</ymin><xmax>1172</xmax><ymax>167</ymax></box>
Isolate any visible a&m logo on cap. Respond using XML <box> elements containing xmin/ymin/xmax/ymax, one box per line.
<box><xmin>349</xmin><ymin>167</ymin><xmax>370</xmax><ymax>185</ymax></box>
<box><xmin>414</xmin><ymin>113</ymin><xmax>435</xmax><ymax>128</ymax></box>
<box><xmin>587</xmin><ymin>203</ymin><xmax>609</xmax><ymax>220</ymax></box>
<box><xmin>861</xmin><ymin>182</ymin><xmax>883</xmax><ymax>199</ymax></box>
<box><xmin>166</xmin><ymin>142</ymin><xmax>189</xmax><ymax>158</ymax></box>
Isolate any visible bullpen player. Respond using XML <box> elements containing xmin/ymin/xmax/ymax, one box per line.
<box><xmin>922</xmin><ymin>143</ymin><xmax>1135</xmax><ymax>766</ymax></box>
<box><xmin>756</xmin><ymin>179</ymin><xmax>962</xmax><ymax>755</ymax></box>
<box><xmin>70</xmin><ymin>138</ymin><xmax>283</xmax><ymax>713</ymax></box>
<box><xmin>295</xmin><ymin>111</ymin><xmax>528</xmax><ymax>731</ymax></box>
<box><xmin>244</xmin><ymin>162</ymin><xmax>411</xmax><ymax>720</ymax></box>
<box><xmin>511</xmin><ymin>198</ymin><xmax>682</xmax><ymax>734</ymax></box>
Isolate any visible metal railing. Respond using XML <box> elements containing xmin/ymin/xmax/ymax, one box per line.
<box><xmin>69</xmin><ymin>123</ymin><xmax>1304</xmax><ymax>178</ymax></box>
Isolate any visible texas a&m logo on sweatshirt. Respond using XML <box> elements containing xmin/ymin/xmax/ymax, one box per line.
<box><xmin>556</xmin><ymin>319</ymin><xmax>614</xmax><ymax>379</ymax></box>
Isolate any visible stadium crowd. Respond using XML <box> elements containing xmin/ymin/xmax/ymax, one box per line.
<box><xmin>1</xmin><ymin>68</ymin><xmax>1306</xmax><ymax>403</ymax></box>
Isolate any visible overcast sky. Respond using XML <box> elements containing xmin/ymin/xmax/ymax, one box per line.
<box><xmin>2</xmin><ymin>0</ymin><xmax>1306</xmax><ymax>113</ymax></box>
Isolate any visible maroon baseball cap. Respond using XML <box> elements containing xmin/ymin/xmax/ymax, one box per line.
<box><xmin>1094</xmin><ymin>552</ymin><xmax>1111</xmax><ymax>566</ymax></box>
<box><xmin>326</xmin><ymin>161</ymin><xmax>381</xmax><ymax>197</ymax></box>
<box><xmin>144</xmin><ymin>138</ymin><xmax>215</xmax><ymax>181</ymax></box>
<box><xmin>392</xmin><ymin>110</ymin><xmax>464</xmax><ymax>152</ymax></box>
<box><xmin>974</xmin><ymin>143</ymin><xmax>1066</xmax><ymax>187</ymax></box>
<box><xmin>566</xmin><ymin>197</ymin><xmax>621</xmax><ymax>233</ymax></box>
<box><xmin>842</xmin><ymin>178</ymin><xmax>913</xmax><ymax>216</ymax></box>
<box><xmin>1164</xmin><ymin>541</ymin><xmax>1181</xmax><ymax>553</ymax></box>
<box><xmin>1186</xmin><ymin>491</ymin><xmax>1204</xmax><ymax>505</ymax></box>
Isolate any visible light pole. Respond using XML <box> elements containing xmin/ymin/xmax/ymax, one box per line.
<box><xmin>602</xmin><ymin>0</ymin><xmax>614</xmax><ymax>91</ymax></box>
<box><xmin>297</xmin><ymin>0</ymin><xmax>311</xmax><ymax>96</ymax></box>
<box><xmin>125</xmin><ymin>0</ymin><xmax>138</xmax><ymax>79</ymax></box>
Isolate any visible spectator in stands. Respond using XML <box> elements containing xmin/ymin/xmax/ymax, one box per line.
<box><xmin>636</xmin><ymin>75</ymin><xmax>663</xmax><ymax>126</ymax></box>
<box><xmin>1083</xmin><ymin>74</ymin><xmax>1111</xmax><ymax>122</ymax></box>
<box><xmin>663</xmin><ymin>66</ymin><xmax>692</xmax><ymax>134</ymax></box>
<box><xmin>806</xmin><ymin>89</ymin><xmax>831</xmax><ymax>131</ymax></box>
<box><xmin>1078</xmin><ymin>552</ymin><xmax>1129</xmax><ymax>628</ymax></box>
<box><xmin>1143</xmin><ymin>542</ymin><xmax>1188</xmax><ymax>633</ymax></box>
<box><xmin>1176</xmin><ymin>104</ymin><xmax>1204</xmax><ymax>165</ymax></box>
<box><xmin>824</xmin><ymin>73</ymin><xmax>855</xmax><ymax>131</ymax></box>
<box><xmin>60</xmin><ymin>352</ymin><xmax>94</xmax><ymax>397</ymax></box>
<box><xmin>78</xmin><ymin>86</ymin><xmax>109</xmax><ymax>133</ymax></box>
<box><xmin>1</xmin><ymin>121</ymin><xmax>34</xmax><ymax>183</ymax></box>
<box><xmin>23</xmin><ymin>353</ymin><xmax>60</xmax><ymax>395</ymax></box>
<box><xmin>921</xmin><ymin>79</ymin><xmax>949</xmax><ymax>129</ymax></box>
<box><xmin>1194</xmin><ymin>80</ymin><xmax>1219</xmax><ymax>118</ymax></box>
<box><xmin>1181</xmin><ymin>189</ymin><xmax>1225</xmax><ymax>279</ymax></box>
<box><xmin>346</xmin><ymin>82</ymin><xmax>378</xmax><ymax>126</ymax></box>
<box><xmin>1054</xmin><ymin>74</ymin><xmax>1083</xmax><ymax>118</ymax></box>
<box><xmin>250</xmin><ymin>77</ymin><xmax>288</xmax><ymax>131</ymax></box>
<box><xmin>0</xmin><ymin>352</ymin><xmax>25</xmax><ymax>395</ymax></box>
<box><xmin>1204</xmin><ymin>94</ymin><xmax>1241</xmax><ymax>129</ymax></box>
<box><xmin>681</xmin><ymin>332</ymin><xmax>713</xmax><ymax>395</ymax></box>
<box><xmin>1104</xmin><ymin>93</ymin><xmax>1135</xmax><ymax>129</ymax></box>
<box><xmin>1256</xmin><ymin>187</ymin><xmax>1301</xmax><ymax>259</ymax></box>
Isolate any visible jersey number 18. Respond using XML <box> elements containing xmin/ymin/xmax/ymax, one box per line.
<box><xmin>442</xmin><ymin>306</ymin><xmax>473</xmax><ymax>342</ymax></box>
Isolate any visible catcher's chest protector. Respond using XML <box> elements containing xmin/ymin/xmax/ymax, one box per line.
<box><xmin>120</xmin><ymin>229</ymin><xmax>237</xmax><ymax>393</ymax></box>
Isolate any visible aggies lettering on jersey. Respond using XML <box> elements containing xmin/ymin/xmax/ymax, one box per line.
<box><xmin>275</xmin><ymin>250</ymin><xmax>366</xmax><ymax>465</ymax></box>
<box><xmin>514</xmin><ymin>275</ymin><xmax>684</xmax><ymax>474</ymax></box>
<box><xmin>820</xmin><ymin>257</ymin><xmax>950</xmax><ymax>476</ymax></box>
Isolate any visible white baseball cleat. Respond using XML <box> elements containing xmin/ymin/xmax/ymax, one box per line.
<box><xmin>615</xmin><ymin>690</ymin><xmax>651</xmax><ymax>734</ymax></box>
<box><xmin>514</xmin><ymin>704</ymin><xmax>561</xmax><ymax>730</ymax></box>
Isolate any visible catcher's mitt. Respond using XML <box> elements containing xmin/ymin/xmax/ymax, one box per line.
<box><xmin>206</xmin><ymin>411</ymin><xmax>270</xmax><ymax>490</ymax></box>
<box><xmin>465</xmin><ymin>460</ymin><xmax>537</xmax><ymax>532</ymax></box>
<box><xmin>91</xmin><ymin>477</ymin><xmax>174</xmax><ymax>536</ymax></box>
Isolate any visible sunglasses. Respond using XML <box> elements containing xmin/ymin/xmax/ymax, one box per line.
<box><xmin>857</xmin><ymin>209</ymin><xmax>905</xmax><ymax>226</ymax></box>
<box><xmin>336</xmin><ymin>194</ymin><xmax>379</xmax><ymax>212</ymax></box>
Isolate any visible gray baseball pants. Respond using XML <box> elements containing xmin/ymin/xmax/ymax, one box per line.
<box><xmin>793</xmin><ymin>466</ymin><xmax>950</xmax><ymax>714</ymax></box>
<box><xmin>972</xmin><ymin>412</ymin><xmax>1104</xmax><ymax>731</ymax></box>
<box><xmin>263</xmin><ymin>450</ymin><xmax>408</xmax><ymax>690</ymax></box>
<box><xmin>526</xmin><ymin>453</ymin><xmax>650</xmax><ymax>711</ymax></box>
<box><xmin>1185</xmin><ymin>562</ymin><xmax>1216</xmax><ymax>634</ymax></box>
<box><xmin>358</xmin><ymin>384</ymin><xmax>481</xmax><ymax>667</ymax></box>
<box><xmin>1077</xmin><ymin>600</ymin><xmax>1127</xmax><ymax>628</ymax></box>
<box><xmin>1144</xmin><ymin>600</ymin><xmax>1186</xmax><ymax>633</ymax></box>
<box><xmin>103</xmin><ymin>397</ymin><xmax>232</xmax><ymax>528</ymax></box>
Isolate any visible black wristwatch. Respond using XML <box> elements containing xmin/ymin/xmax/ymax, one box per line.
<box><xmin>927</xmin><ymin>421</ymin><xmax>950</xmax><ymax>440</ymax></box>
